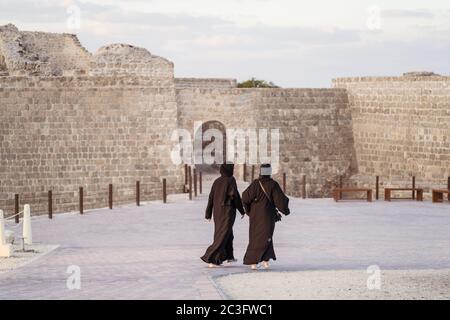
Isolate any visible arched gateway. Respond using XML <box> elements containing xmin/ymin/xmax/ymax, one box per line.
<box><xmin>194</xmin><ymin>120</ymin><xmax>227</xmax><ymax>174</ymax></box>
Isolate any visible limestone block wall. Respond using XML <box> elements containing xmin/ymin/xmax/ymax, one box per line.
<box><xmin>176</xmin><ymin>87</ymin><xmax>257</xmax><ymax>181</ymax></box>
<box><xmin>0</xmin><ymin>24</ymin><xmax>91</xmax><ymax>76</ymax></box>
<box><xmin>90</xmin><ymin>44</ymin><xmax>173</xmax><ymax>78</ymax></box>
<box><xmin>0</xmin><ymin>76</ymin><xmax>182</xmax><ymax>216</ymax></box>
<box><xmin>254</xmin><ymin>88</ymin><xmax>356</xmax><ymax>197</ymax></box>
<box><xmin>333</xmin><ymin>75</ymin><xmax>450</xmax><ymax>194</ymax></box>
<box><xmin>177</xmin><ymin>87</ymin><xmax>356</xmax><ymax>196</ymax></box>
<box><xmin>20</xmin><ymin>31</ymin><xmax>92</xmax><ymax>75</ymax></box>
<box><xmin>0</xmin><ymin>24</ymin><xmax>43</xmax><ymax>76</ymax></box>
<box><xmin>5</xmin><ymin>24</ymin><xmax>450</xmax><ymax>207</ymax></box>
<box><xmin>175</xmin><ymin>78</ymin><xmax>237</xmax><ymax>89</ymax></box>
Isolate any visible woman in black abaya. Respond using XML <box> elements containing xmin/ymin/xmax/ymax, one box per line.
<box><xmin>201</xmin><ymin>163</ymin><xmax>245</xmax><ymax>267</ymax></box>
<box><xmin>242</xmin><ymin>164</ymin><xmax>290</xmax><ymax>270</ymax></box>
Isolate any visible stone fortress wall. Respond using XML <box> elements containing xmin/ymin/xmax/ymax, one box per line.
<box><xmin>0</xmin><ymin>24</ymin><xmax>91</xmax><ymax>76</ymax></box>
<box><xmin>333</xmin><ymin>73</ymin><xmax>450</xmax><ymax>193</ymax></box>
<box><xmin>253</xmin><ymin>88</ymin><xmax>356</xmax><ymax>197</ymax></box>
<box><xmin>175</xmin><ymin>78</ymin><xmax>237</xmax><ymax>89</ymax></box>
<box><xmin>176</xmin><ymin>86</ymin><xmax>355</xmax><ymax>197</ymax></box>
<box><xmin>0</xmin><ymin>24</ymin><xmax>182</xmax><ymax>215</ymax></box>
<box><xmin>1</xmin><ymin>23</ymin><xmax>449</xmax><ymax>215</ymax></box>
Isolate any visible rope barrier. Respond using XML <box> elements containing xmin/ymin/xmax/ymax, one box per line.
<box><xmin>4</xmin><ymin>210</ymin><xmax>24</xmax><ymax>221</ymax></box>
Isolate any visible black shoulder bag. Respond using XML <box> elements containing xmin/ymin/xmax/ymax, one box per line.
<box><xmin>258</xmin><ymin>180</ymin><xmax>282</xmax><ymax>222</ymax></box>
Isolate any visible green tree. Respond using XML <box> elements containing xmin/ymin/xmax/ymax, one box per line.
<box><xmin>237</xmin><ymin>78</ymin><xmax>279</xmax><ymax>88</ymax></box>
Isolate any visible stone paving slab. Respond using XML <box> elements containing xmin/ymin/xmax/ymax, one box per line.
<box><xmin>0</xmin><ymin>179</ymin><xmax>450</xmax><ymax>299</ymax></box>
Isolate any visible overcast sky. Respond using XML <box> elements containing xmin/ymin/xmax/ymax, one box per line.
<box><xmin>1</xmin><ymin>0</ymin><xmax>449</xmax><ymax>87</ymax></box>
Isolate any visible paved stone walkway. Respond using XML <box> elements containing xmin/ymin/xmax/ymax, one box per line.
<box><xmin>1</xmin><ymin>180</ymin><xmax>450</xmax><ymax>299</ymax></box>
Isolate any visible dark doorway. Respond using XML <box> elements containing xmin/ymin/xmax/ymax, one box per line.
<box><xmin>194</xmin><ymin>120</ymin><xmax>226</xmax><ymax>174</ymax></box>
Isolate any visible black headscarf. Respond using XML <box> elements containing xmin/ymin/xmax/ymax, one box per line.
<box><xmin>220</xmin><ymin>163</ymin><xmax>234</xmax><ymax>177</ymax></box>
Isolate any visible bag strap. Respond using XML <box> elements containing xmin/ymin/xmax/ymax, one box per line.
<box><xmin>258</xmin><ymin>179</ymin><xmax>275</xmax><ymax>207</ymax></box>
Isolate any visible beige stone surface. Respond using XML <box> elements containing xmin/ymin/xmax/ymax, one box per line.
<box><xmin>214</xmin><ymin>269</ymin><xmax>450</xmax><ymax>300</ymax></box>
<box><xmin>333</xmin><ymin>75</ymin><xmax>450</xmax><ymax>196</ymax></box>
<box><xmin>1</xmin><ymin>23</ymin><xmax>450</xmax><ymax>217</ymax></box>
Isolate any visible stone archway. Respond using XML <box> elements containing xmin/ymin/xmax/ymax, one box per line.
<box><xmin>195</xmin><ymin>120</ymin><xmax>226</xmax><ymax>173</ymax></box>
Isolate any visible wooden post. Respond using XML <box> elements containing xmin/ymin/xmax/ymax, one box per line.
<box><xmin>109</xmin><ymin>184</ymin><xmax>113</xmax><ymax>209</ymax></box>
<box><xmin>184</xmin><ymin>164</ymin><xmax>188</xmax><ymax>192</ymax></box>
<box><xmin>14</xmin><ymin>194</ymin><xmax>19</xmax><ymax>223</ymax></box>
<box><xmin>302</xmin><ymin>175</ymin><xmax>306</xmax><ymax>199</ymax></box>
<box><xmin>243</xmin><ymin>165</ymin><xmax>247</xmax><ymax>182</ymax></box>
<box><xmin>199</xmin><ymin>171</ymin><xmax>202</xmax><ymax>194</ymax></box>
<box><xmin>189</xmin><ymin>167</ymin><xmax>192</xmax><ymax>200</ymax></box>
<box><xmin>282</xmin><ymin>173</ymin><xmax>286</xmax><ymax>193</ymax></box>
<box><xmin>448</xmin><ymin>176</ymin><xmax>450</xmax><ymax>201</ymax></box>
<box><xmin>412</xmin><ymin>176</ymin><xmax>416</xmax><ymax>200</ymax></box>
<box><xmin>79</xmin><ymin>187</ymin><xmax>83</xmax><ymax>214</ymax></box>
<box><xmin>251</xmin><ymin>165</ymin><xmax>255</xmax><ymax>182</ymax></box>
<box><xmin>375</xmin><ymin>176</ymin><xmax>379</xmax><ymax>200</ymax></box>
<box><xmin>194</xmin><ymin>168</ymin><xmax>197</xmax><ymax>197</ymax></box>
<box><xmin>48</xmin><ymin>190</ymin><xmax>53</xmax><ymax>219</ymax></box>
<box><xmin>136</xmin><ymin>181</ymin><xmax>140</xmax><ymax>206</ymax></box>
<box><xmin>163</xmin><ymin>178</ymin><xmax>167</xmax><ymax>203</ymax></box>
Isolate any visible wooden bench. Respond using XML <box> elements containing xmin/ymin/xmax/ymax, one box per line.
<box><xmin>384</xmin><ymin>188</ymin><xmax>423</xmax><ymax>201</ymax></box>
<box><xmin>432</xmin><ymin>189</ymin><xmax>450</xmax><ymax>203</ymax></box>
<box><xmin>333</xmin><ymin>188</ymin><xmax>372</xmax><ymax>202</ymax></box>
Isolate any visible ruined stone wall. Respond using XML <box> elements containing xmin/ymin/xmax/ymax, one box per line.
<box><xmin>5</xmin><ymin>24</ymin><xmax>450</xmax><ymax>209</ymax></box>
<box><xmin>0</xmin><ymin>24</ymin><xmax>91</xmax><ymax>76</ymax></box>
<box><xmin>333</xmin><ymin>75</ymin><xmax>450</xmax><ymax>194</ymax></box>
<box><xmin>91</xmin><ymin>44</ymin><xmax>173</xmax><ymax>78</ymax></box>
<box><xmin>0</xmin><ymin>76</ymin><xmax>182</xmax><ymax>216</ymax></box>
<box><xmin>20</xmin><ymin>31</ymin><xmax>92</xmax><ymax>75</ymax></box>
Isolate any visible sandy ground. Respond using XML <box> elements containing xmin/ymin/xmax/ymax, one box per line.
<box><xmin>214</xmin><ymin>269</ymin><xmax>450</xmax><ymax>300</ymax></box>
<box><xmin>0</xmin><ymin>244</ymin><xmax>59</xmax><ymax>274</ymax></box>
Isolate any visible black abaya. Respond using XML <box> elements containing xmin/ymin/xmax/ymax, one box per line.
<box><xmin>201</xmin><ymin>164</ymin><xmax>244</xmax><ymax>265</ymax></box>
<box><xmin>242</xmin><ymin>176</ymin><xmax>290</xmax><ymax>265</ymax></box>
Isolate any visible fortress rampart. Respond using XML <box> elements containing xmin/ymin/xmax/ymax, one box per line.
<box><xmin>333</xmin><ymin>74</ymin><xmax>450</xmax><ymax>192</ymax></box>
<box><xmin>1</xmin><ymin>24</ymin><xmax>449</xmax><ymax>215</ymax></box>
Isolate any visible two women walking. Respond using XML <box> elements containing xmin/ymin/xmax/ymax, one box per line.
<box><xmin>201</xmin><ymin>163</ymin><xmax>290</xmax><ymax>270</ymax></box>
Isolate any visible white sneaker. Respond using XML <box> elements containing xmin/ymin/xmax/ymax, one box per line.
<box><xmin>208</xmin><ymin>263</ymin><xmax>219</xmax><ymax>268</ymax></box>
<box><xmin>251</xmin><ymin>264</ymin><xmax>258</xmax><ymax>270</ymax></box>
<box><xmin>262</xmin><ymin>261</ymin><xmax>270</xmax><ymax>269</ymax></box>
